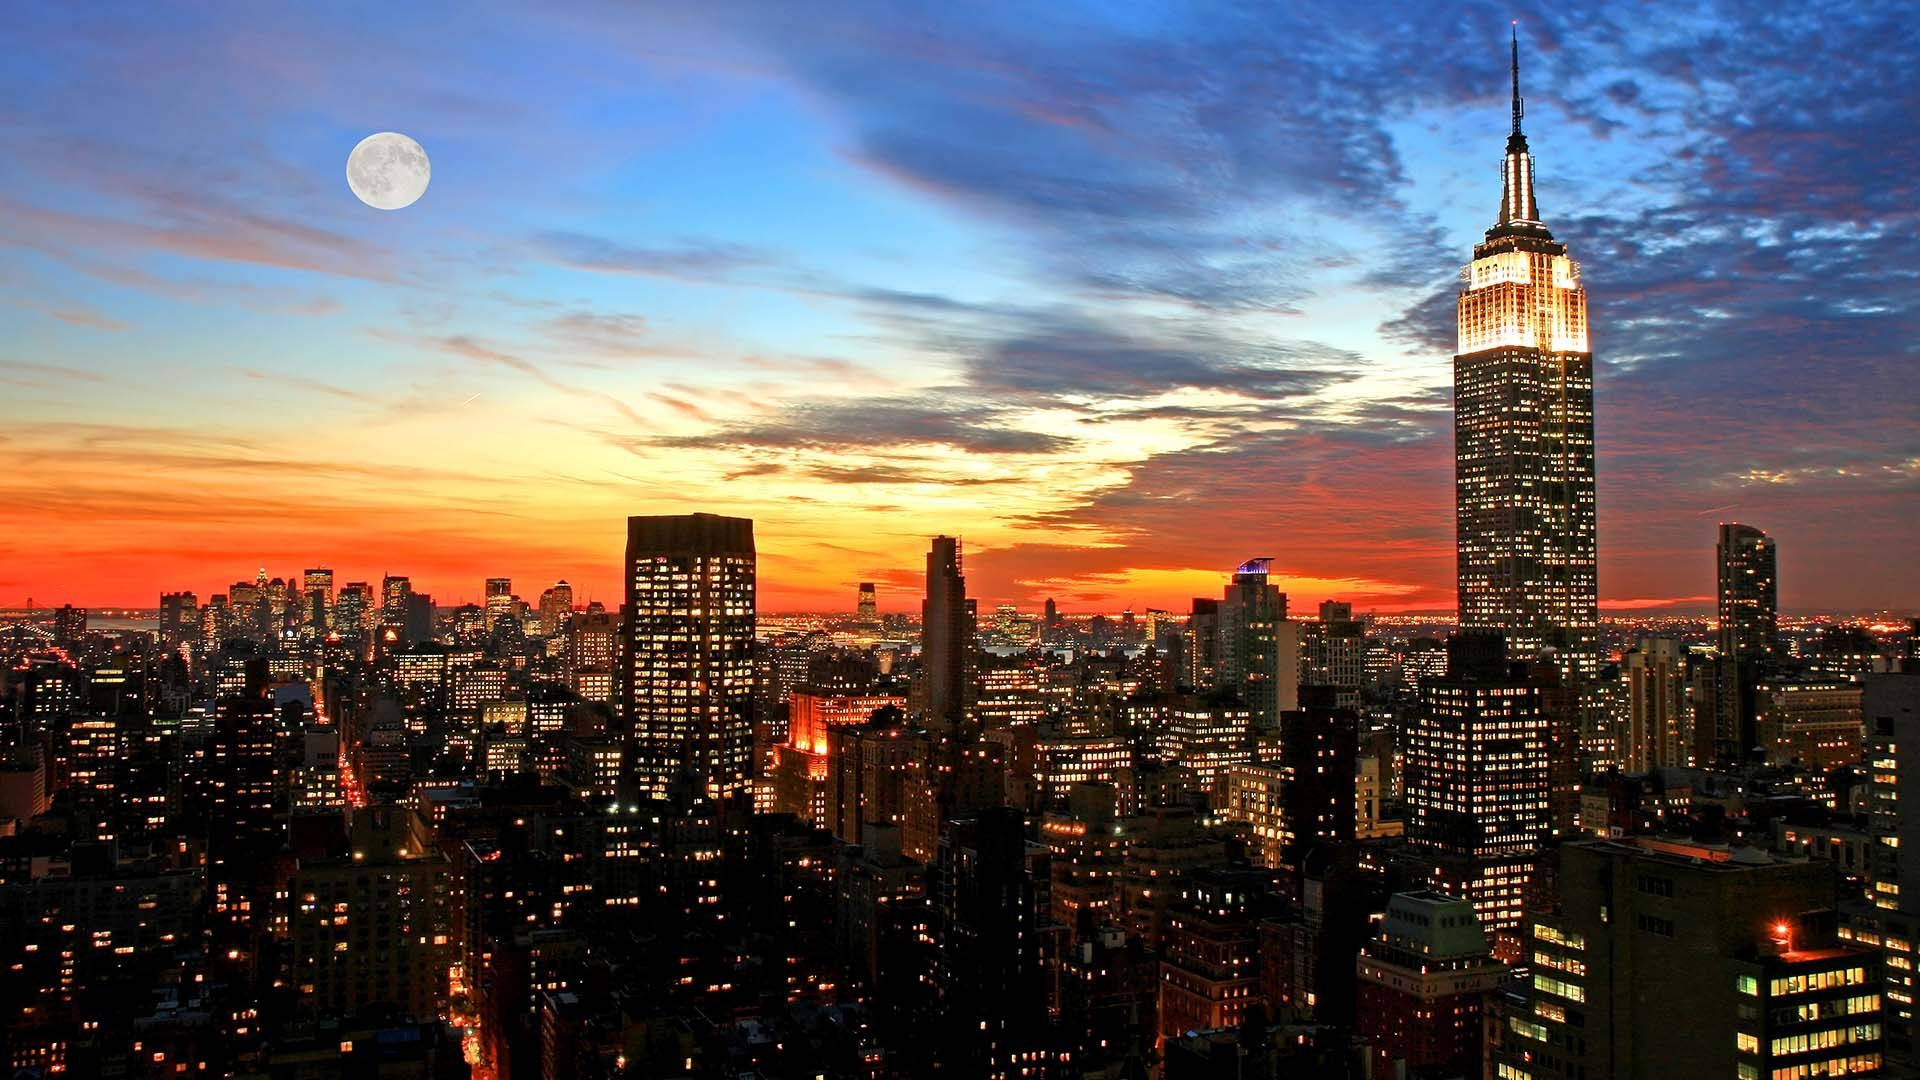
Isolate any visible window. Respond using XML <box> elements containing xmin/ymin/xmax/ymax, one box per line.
<box><xmin>1737</xmin><ymin>974</ymin><xmax>1759</xmax><ymax>996</ymax></box>
<box><xmin>1635</xmin><ymin>874</ymin><xmax>1674</xmax><ymax>897</ymax></box>
<box><xmin>1635</xmin><ymin>913</ymin><xmax>1675</xmax><ymax>937</ymax></box>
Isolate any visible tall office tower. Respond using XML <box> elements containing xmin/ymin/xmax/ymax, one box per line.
<box><xmin>1622</xmin><ymin>637</ymin><xmax>1688</xmax><ymax>771</ymax></box>
<box><xmin>537</xmin><ymin>579</ymin><xmax>573</xmax><ymax>637</ymax></box>
<box><xmin>483</xmin><ymin>576</ymin><xmax>513</xmax><ymax>630</ymax></box>
<box><xmin>1490</xmin><ymin>837</ymin><xmax>1883</xmax><ymax>1080</ymax></box>
<box><xmin>1717</xmin><ymin>522</ymin><xmax>1779</xmax><ymax>662</ymax></box>
<box><xmin>228</xmin><ymin>580</ymin><xmax>264</xmax><ymax>641</ymax></box>
<box><xmin>621</xmin><ymin>513</ymin><xmax>756</xmax><ymax>802</ymax></box>
<box><xmin>1218</xmin><ymin>558</ymin><xmax>1292</xmax><ymax>727</ymax></box>
<box><xmin>921</xmin><ymin>535</ymin><xmax>975</xmax><ymax>732</ymax></box>
<box><xmin>302</xmin><ymin>568</ymin><xmax>334</xmax><ymax>632</ymax></box>
<box><xmin>264</xmin><ymin>575</ymin><xmax>290</xmax><ymax>638</ymax></box>
<box><xmin>158</xmin><ymin>591</ymin><xmax>198</xmax><ymax>648</ymax></box>
<box><xmin>1404</xmin><ymin>633</ymin><xmax>1550</xmax><ymax>934</ymax></box>
<box><xmin>1304</xmin><ymin>599</ymin><xmax>1365</xmax><ymax>710</ymax></box>
<box><xmin>1713</xmin><ymin>522</ymin><xmax>1780</xmax><ymax>758</ymax></box>
<box><xmin>1043</xmin><ymin>597</ymin><xmax>1059</xmax><ymax>630</ymax></box>
<box><xmin>1454</xmin><ymin>32</ymin><xmax>1597</xmax><ymax>684</ymax></box>
<box><xmin>380</xmin><ymin>574</ymin><xmax>411</xmax><ymax>629</ymax></box>
<box><xmin>1355</xmin><ymin>891</ymin><xmax>1507</xmax><ymax>1079</ymax></box>
<box><xmin>856</xmin><ymin>582</ymin><xmax>878</xmax><ymax>627</ymax></box>
<box><xmin>335</xmin><ymin>581</ymin><xmax>373</xmax><ymax>635</ymax></box>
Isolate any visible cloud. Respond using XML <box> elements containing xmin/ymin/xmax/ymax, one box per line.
<box><xmin>660</xmin><ymin>394</ymin><xmax>1072</xmax><ymax>456</ymax></box>
<box><xmin>532</xmin><ymin>230</ymin><xmax>766</xmax><ymax>282</ymax></box>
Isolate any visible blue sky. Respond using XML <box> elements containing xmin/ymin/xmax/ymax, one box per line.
<box><xmin>2</xmin><ymin>1</ymin><xmax>1915</xmax><ymax>613</ymax></box>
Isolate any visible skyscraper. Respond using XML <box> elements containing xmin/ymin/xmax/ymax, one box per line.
<box><xmin>1622</xmin><ymin>637</ymin><xmax>1688</xmax><ymax>771</ymax></box>
<box><xmin>856</xmin><ymin>582</ymin><xmax>878</xmax><ymax>627</ymax></box>
<box><xmin>921</xmin><ymin>535</ymin><xmax>974</xmax><ymax>732</ymax></box>
<box><xmin>379</xmin><ymin>574</ymin><xmax>411</xmax><ymax>631</ymax></box>
<box><xmin>1403</xmin><ymin>633</ymin><xmax>1550</xmax><ymax>934</ymax></box>
<box><xmin>621</xmin><ymin>513</ymin><xmax>757</xmax><ymax>802</ymax></box>
<box><xmin>1713</xmin><ymin>522</ymin><xmax>1779</xmax><ymax>759</ymax></box>
<box><xmin>158</xmin><ymin>591</ymin><xmax>198</xmax><ymax>648</ymax></box>
<box><xmin>537</xmin><ymin>579</ymin><xmax>573</xmax><ymax>637</ymax></box>
<box><xmin>302</xmin><ymin>568</ymin><xmax>333</xmax><ymax>633</ymax></box>
<box><xmin>336</xmin><ymin>581</ymin><xmax>373</xmax><ymax>635</ymax></box>
<box><xmin>484</xmin><ymin>576</ymin><xmax>513</xmax><ymax>630</ymax></box>
<box><xmin>1454</xmin><ymin>30</ymin><xmax>1597</xmax><ymax>684</ymax></box>
<box><xmin>1217</xmin><ymin>558</ymin><xmax>1293</xmax><ymax>727</ymax></box>
<box><xmin>1717</xmin><ymin>522</ymin><xmax>1779</xmax><ymax>663</ymax></box>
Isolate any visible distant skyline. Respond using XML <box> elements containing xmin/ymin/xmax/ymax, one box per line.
<box><xmin>3</xmin><ymin>2</ymin><xmax>1915</xmax><ymax>614</ymax></box>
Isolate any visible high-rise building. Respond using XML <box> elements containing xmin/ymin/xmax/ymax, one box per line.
<box><xmin>921</xmin><ymin>535</ymin><xmax>975</xmax><ymax>732</ymax></box>
<box><xmin>1453</xmin><ymin>31</ymin><xmax>1597</xmax><ymax>684</ymax></box>
<box><xmin>1756</xmin><ymin>679</ymin><xmax>1863</xmax><ymax>769</ymax></box>
<box><xmin>1217</xmin><ymin>558</ymin><xmax>1293</xmax><ymax>727</ymax></box>
<box><xmin>1183</xmin><ymin>598</ymin><xmax>1220</xmax><ymax>690</ymax></box>
<box><xmin>1855</xmin><ymin>672</ymin><xmax>1920</xmax><ymax>1053</ymax></box>
<box><xmin>1161</xmin><ymin>697</ymin><xmax>1254</xmax><ymax>803</ymax></box>
<box><xmin>1718</xmin><ymin>522</ymin><xmax>1780</xmax><ymax>663</ymax></box>
<box><xmin>302</xmin><ymin>568</ymin><xmax>334</xmax><ymax>632</ymax></box>
<box><xmin>1622</xmin><ymin>637</ymin><xmax>1688</xmax><ymax>772</ymax></box>
<box><xmin>621</xmin><ymin>513</ymin><xmax>756</xmax><ymax>802</ymax></box>
<box><xmin>537</xmin><ymin>580</ymin><xmax>573</xmax><ymax>637</ymax></box>
<box><xmin>1403</xmin><ymin>633</ymin><xmax>1550</xmax><ymax>934</ymax></box>
<box><xmin>158</xmin><ymin>591</ymin><xmax>198</xmax><ymax>648</ymax></box>
<box><xmin>1711</xmin><ymin>522</ymin><xmax>1780</xmax><ymax>760</ymax></box>
<box><xmin>380</xmin><ymin>574</ymin><xmax>412</xmax><ymax>630</ymax></box>
<box><xmin>484</xmin><ymin>576</ymin><xmax>513</xmax><ymax>630</ymax></box>
<box><xmin>1224</xmin><ymin>692</ymin><xmax>1356</xmax><ymax>873</ymax></box>
<box><xmin>52</xmin><ymin>604</ymin><xmax>87</xmax><ymax>646</ymax></box>
<box><xmin>1303</xmin><ymin>599</ymin><xmax>1365</xmax><ymax>711</ymax></box>
<box><xmin>856</xmin><ymin>582</ymin><xmax>878</xmax><ymax>627</ymax></box>
<box><xmin>335</xmin><ymin>581</ymin><xmax>374</xmax><ymax>635</ymax></box>
<box><xmin>1490</xmin><ymin>836</ymin><xmax>1883</xmax><ymax>1080</ymax></box>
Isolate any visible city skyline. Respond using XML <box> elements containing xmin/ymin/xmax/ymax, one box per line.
<box><xmin>2</xmin><ymin>4</ymin><xmax>1915</xmax><ymax>614</ymax></box>
<box><xmin>6</xmin><ymin>11</ymin><xmax>1918</xmax><ymax>1076</ymax></box>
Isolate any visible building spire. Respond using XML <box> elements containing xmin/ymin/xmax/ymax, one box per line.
<box><xmin>1495</xmin><ymin>22</ymin><xmax>1542</xmax><ymax>231</ymax></box>
<box><xmin>1510</xmin><ymin>22</ymin><xmax>1524</xmax><ymax>137</ymax></box>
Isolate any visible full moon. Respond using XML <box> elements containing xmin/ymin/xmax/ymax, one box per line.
<box><xmin>345</xmin><ymin>132</ymin><xmax>430</xmax><ymax>210</ymax></box>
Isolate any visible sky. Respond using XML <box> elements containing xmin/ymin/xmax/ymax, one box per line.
<box><xmin>1</xmin><ymin>1</ymin><xmax>1915</xmax><ymax>616</ymax></box>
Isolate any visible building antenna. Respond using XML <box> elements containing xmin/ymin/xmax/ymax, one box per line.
<box><xmin>1511</xmin><ymin>21</ymin><xmax>1524</xmax><ymax>136</ymax></box>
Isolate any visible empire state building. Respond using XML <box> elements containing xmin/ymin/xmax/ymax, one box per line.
<box><xmin>1454</xmin><ymin>30</ymin><xmax>1597</xmax><ymax>683</ymax></box>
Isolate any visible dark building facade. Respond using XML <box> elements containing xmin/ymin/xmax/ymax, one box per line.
<box><xmin>922</xmin><ymin>535</ymin><xmax>975</xmax><ymax>732</ymax></box>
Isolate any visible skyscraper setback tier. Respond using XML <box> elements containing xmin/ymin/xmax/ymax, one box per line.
<box><xmin>620</xmin><ymin>512</ymin><xmax>756</xmax><ymax>802</ymax></box>
<box><xmin>1454</xmin><ymin>31</ymin><xmax>1598</xmax><ymax>684</ymax></box>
